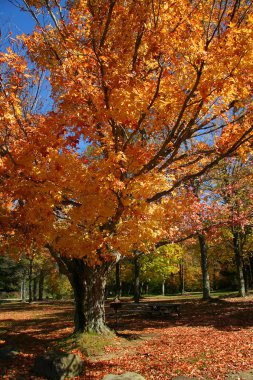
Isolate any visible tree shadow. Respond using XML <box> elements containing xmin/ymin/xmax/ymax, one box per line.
<box><xmin>106</xmin><ymin>297</ymin><xmax>253</xmax><ymax>333</ymax></box>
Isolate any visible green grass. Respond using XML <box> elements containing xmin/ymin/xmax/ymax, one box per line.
<box><xmin>56</xmin><ymin>330</ymin><xmax>116</xmax><ymax>357</ymax></box>
<box><xmin>78</xmin><ymin>331</ymin><xmax>116</xmax><ymax>356</ymax></box>
<box><xmin>122</xmin><ymin>289</ymin><xmax>253</xmax><ymax>301</ymax></box>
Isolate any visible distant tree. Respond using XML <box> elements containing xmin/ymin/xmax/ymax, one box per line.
<box><xmin>0</xmin><ymin>255</ymin><xmax>23</xmax><ymax>297</ymax></box>
<box><xmin>141</xmin><ymin>245</ymin><xmax>182</xmax><ymax>296</ymax></box>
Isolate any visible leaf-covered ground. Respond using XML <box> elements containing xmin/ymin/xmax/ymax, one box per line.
<box><xmin>1</xmin><ymin>296</ymin><xmax>253</xmax><ymax>379</ymax></box>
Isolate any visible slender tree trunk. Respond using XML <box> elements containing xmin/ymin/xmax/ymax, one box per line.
<box><xmin>162</xmin><ymin>279</ymin><xmax>165</xmax><ymax>296</ymax></box>
<box><xmin>28</xmin><ymin>259</ymin><xmax>33</xmax><ymax>303</ymax></box>
<box><xmin>115</xmin><ymin>260</ymin><xmax>121</xmax><ymax>300</ymax></box>
<box><xmin>249</xmin><ymin>256</ymin><xmax>253</xmax><ymax>287</ymax></box>
<box><xmin>198</xmin><ymin>233</ymin><xmax>211</xmax><ymax>300</ymax></box>
<box><xmin>243</xmin><ymin>263</ymin><xmax>249</xmax><ymax>294</ymax></box>
<box><xmin>145</xmin><ymin>282</ymin><xmax>149</xmax><ymax>294</ymax></box>
<box><xmin>212</xmin><ymin>263</ymin><xmax>217</xmax><ymax>291</ymax></box>
<box><xmin>179</xmin><ymin>259</ymin><xmax>185</xmax><ymax>295</ymax></box>
<box><xmin>133</xmin><ymin>255</ymin><xmax>140</xmax><ymax>303</ymax></box>
<box><xmin>38</xmin><ymin>270</ymin><xmax>44</xmax><ymax>301</ymax></box>
<box><xmin>21</xmin><ymin>269</ymin><xmax>26</xmax><ymax>301</ymax></box>
<box><xmin>247</xmin><ymin>258</ymin><xmax>253</xmax><ymax>289</ymax></box>
<box><xmin>233</xmin><ymin>231</ymin><xmax>246</xmax><ymax>297</ymax></box>
<box><xmin>33</xmin><ymin>277</ymin><xmax>37</xmax><ymax>301</ymax></box>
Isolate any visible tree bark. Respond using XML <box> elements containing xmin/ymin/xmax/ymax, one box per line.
<box><xmin>198</xmin><ymin>233</ymin><xmax>211</xmax><ymax>300</ymax></box>
<box><xmin>233</xmin><ymin>231</ymin><xmax>246</xmax><ymax>297</ymax></box>
<box><xmin>133</xmin><ymin>255</ymin><xmax>140</xmax><ymax>303</ymax></box>
<box><xmin>46</xmin><ymin>245</ymin><xmax>112</xmax><ymax>333</ymax></box>
<box><xmin>28</xmin><ymin>259</ymin><xmax>33</xmax><ymax>303</ymax></box>
<box><xmin>249</xmin><ymin>256</ymin><xmax>253</xmax><ymax>287</ymax></box>
<box><xmin>71</xmin><ymin>261</ymin><xmax>110</xmax><ymax>333</ymax></box>
<box><xmin>33</xmin><ymin>277</ymin><xmax>37</xmax><ymax>301</ymax></box>
<box><xmin>38</xmin><ymin>270</ymin><xmax>44</xmax><ymax>301</ymax></box>
<box><xmin>179</xmin><ymin>259</ymin><xmax>185</xmax><ymax>294</ymax></box>
<box><xmin>162</xmin><ymin>279</ymin><xmax>165</xmax><ymax>296</ymax></box>
<box><xmin>60</xmin><ymin>257</ymin><xmax>110</xmax><ymax>332</ymax></box>
<box><xmin>21</xmin><ymin>269</ymin><xmax>26</xmax><ymax>301</ymax></box>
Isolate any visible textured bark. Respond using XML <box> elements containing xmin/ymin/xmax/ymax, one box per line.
<box><xmin>198</xmin><ymin>233</ymin><xmax>211</xmax><ymax>300</ymax></box>
<box><xmin>133</xmin><ymin>255</ymin><xmax>140</xmax><ymax>303</ymax></box>
<box><xmin>46</xmin><ymin>245</ymin><xmax>112</xmax><ymax>333</ymax></box>
<box><xmin>233</xmin><ymin>231</ymin><xmax>246</xmax><ymax>297</ymax></box>
<box><xmin>72</xmin><ymin>263</ymin><xmax>110</xmax><ymax>333</ymax></box>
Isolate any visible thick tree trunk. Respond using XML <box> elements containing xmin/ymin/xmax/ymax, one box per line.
<box><xmin>198</xmin><ymin>233</ymin><xmax>211</xmax><ymax>300</ymax></box>
<box><xmin>63</xmin><ymin>259</ymin><xmax>111</xmax><ymax>333</ymax></box>
<box><xmin>38</xmin><ymin>270</ymin><xmax>44</xmax><ymax>301</ymax></box>
<box><xmin>233</xmin><ymin>231</ymin><xmax>246</xmax><ymax>297</ymax></box>
<box><xmin>46</xmin><ymin>245</ymin><xmax>112</xmax><ymax>334</ymax></box>
<box><xmin>133</xmin><ymin>255</ymin><xmax>140</xmax><ymax>303</ymax></box>
<box><xmin>73</xmin><ymin>266</ymin><xmax>109</xmax><ymax>333</ymax></box>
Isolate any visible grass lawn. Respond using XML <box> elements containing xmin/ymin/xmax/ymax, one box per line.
<box><xmin>1</xmin><ymin>295</ymin><xmax>253</xmax><ymax>379</ymax></box>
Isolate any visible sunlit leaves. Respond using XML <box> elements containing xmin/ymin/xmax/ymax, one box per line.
<box><xmin>1</xmin><ymin>0</ymin><xmax>253</xmax><ymax>266</ymax></box>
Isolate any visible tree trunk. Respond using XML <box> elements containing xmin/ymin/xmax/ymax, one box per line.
<box><xmin>179</xmin><ymin>259</ymin><xmax>185</xmax><ymax>295</ymax></box>
<box><xmin>38</xmin><ymin>270</ymin><xmax>44</xmax><ymax>301</ymax></box>
<box><xmin>115</xmin><ymin>260</ymin><xmax>121</xmax><ymax>300</ymax></box>
<box><xmin>59</xmin><ymin>258</ymin><xmax>111</xmax><ymax>333</ymax></box>
<box><xmin>212</xmin><ymin>263</ymin><xmax>217</xmax><ymax>291</ymax></box>
<box><xmin>233</xmin><ymin>231</ymin><xmax>246</xmax><ymax>297</ymax></box>
<box><xmin>162</xmin><ymin>279</ymin><xmax>165</xmax><ymax>296</ymax></box>
<box><xmin>33</xmin><ymin>277</ymin><xmax>37</xmax><ymax>301</ymax></box>
<box><xmin>133</xmin><ymin>255</ymin><xmax>140</xmax><ymax>303</ymax></box>
<box><xmin>198</xmin><ymin>233</ymin><xmax>211</xmax><ymax>300</ymax></box>
<box><xmin>21</xmin><ymin>269</ymin><xmax>26</xmax><ymax>301</ymax></box>
<box><xmin>145</xmin><ymin>282</ymin><xmax>149</xmax><ymax>294</ymax></box>
<box><xmin>28</xmin><ymin>259</ymin><xmax>33</xmax><ymax>303</ymax></box>
<box><xmin>46</xmin><ymin>245</ymin><xmax>112</xmax><ymax>334</ymax></box>
<box><xmin>249</xmin><ymin>256</ymin><xmax>253</xmax><ymax>287</ymax></box>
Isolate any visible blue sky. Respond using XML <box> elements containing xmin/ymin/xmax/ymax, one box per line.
<box><xmin>0</xmin><ymin>1</ymin><xmax>35</xmax><ymax>37</ymax></box>
<box><xmin>0</xmin><ymin>1</ymin><xmax>86</xmax><ymax>153</ymax></box>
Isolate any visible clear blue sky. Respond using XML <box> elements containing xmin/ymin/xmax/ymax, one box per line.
<box><xmin>1</xmin><ymin>1</ymin><xmax>87</xmax><ymax>152</ymax></box>
<box><xmin>0</xmin><ymin>0</ymin><xmax>35</xmax><ymax>38</ymax></box>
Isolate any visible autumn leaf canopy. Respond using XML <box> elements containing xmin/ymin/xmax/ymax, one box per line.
<box><xmin>0</xmin><ymin>0</ymin><xmax>253</xmax><ymax>264</ymax></box>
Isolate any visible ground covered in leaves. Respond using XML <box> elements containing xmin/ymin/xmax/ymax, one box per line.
<box><xmin>1</xmin><ymin>295</ymin><xmax>253</xmax><ymax>379</ymax></box>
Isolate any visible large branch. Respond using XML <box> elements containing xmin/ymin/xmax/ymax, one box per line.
<box><xmin>148</xmin><ymin>124</ymin><xmax>253</xmax><ymax>203</ymax></box>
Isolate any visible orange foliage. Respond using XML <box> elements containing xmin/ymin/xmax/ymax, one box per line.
<box><xmin>1</xmin><ymin>0</ymin><xmax>253</xmax><ymax>265</ymax></box>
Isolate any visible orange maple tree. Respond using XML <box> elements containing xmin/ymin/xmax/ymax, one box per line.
<box><xmin>1</xmin><ymin>0</ymin><xmax>253</xmax><ymax>332</ymax></box>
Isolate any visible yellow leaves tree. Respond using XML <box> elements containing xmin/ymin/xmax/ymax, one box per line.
<box><xmin>1</xmin><ymin>0</ymin><xmax>253</xmax><ymax>332</ymax></box>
